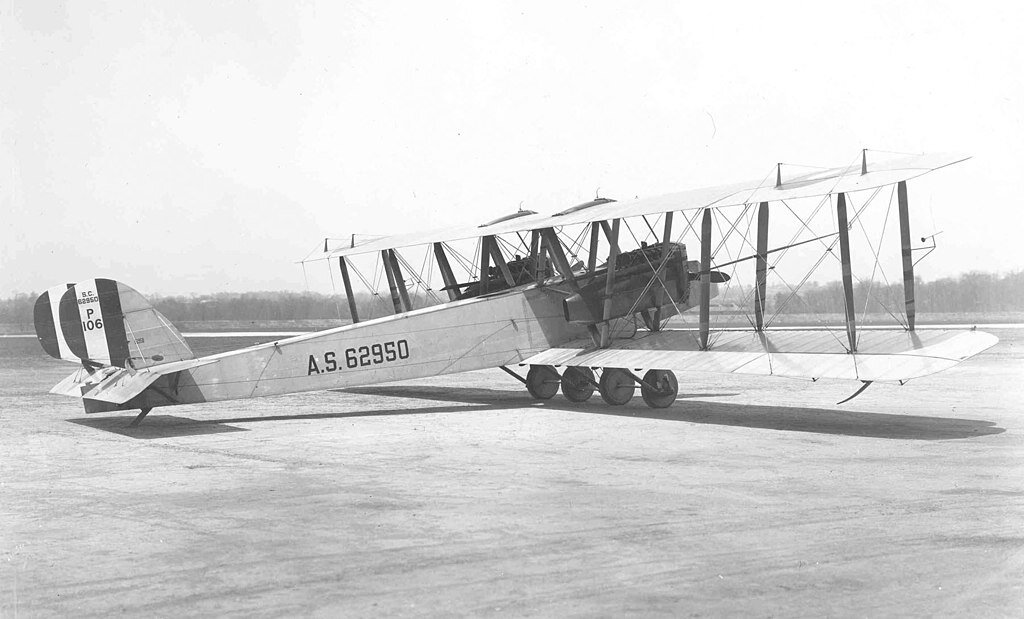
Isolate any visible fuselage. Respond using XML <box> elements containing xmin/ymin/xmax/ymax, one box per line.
<box><xmin>94</xmin><ymin>283</ymin><xmax>589</xmax><ymax>412</ymax></box>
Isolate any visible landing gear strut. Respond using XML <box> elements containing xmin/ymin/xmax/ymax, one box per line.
<box><xmin>525</xmin><ymin>365</ymin><xmax>560</xmax><ymax>400</ymax></box>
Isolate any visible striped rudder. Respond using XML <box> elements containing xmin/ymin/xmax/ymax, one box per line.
<box><xmin>33</xmin><ymin>283</ymin><xmax>76</xmax><ymax>362</ymax></box>
<box><xmin>34</xmin><ymin>278</ymin><xmax>195</xmax><ymax>368</ymax></box>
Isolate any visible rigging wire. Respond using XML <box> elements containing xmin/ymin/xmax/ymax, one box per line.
<box><xmin>395</xmin><ymin>251</ymin><xmax>444</xmax><ymax>306</ymax></box>
<box><xmin>556</xmin><ymin>225</ymin><xmax>589</xmax><ymax>261</ymax></box>
<box><xmin>326</xmin><ymin>257</ymin><xmax>344</xmax><ymax>320</ymax></box>
<box><xmin>641</xmin><ymin>215</ymin><xmax>659</xmax><ymax>240</ymax></box>
<box><xmin>764</xmin><ymin>185</ymin><xmax>887</xmax><ymax>349</ymax></box>
<box><xmin>348</xmin><ymin>257</ymin><xmax>389</xmax><ymax>319</ymax></box>
<box><xmin>855</xmin><ymin>185</ymin><xmax>907</xmax><ymax>332</ymax></box>
<box><xmin>708</xmin><ymin>205</ymin><xmax>758</xmax><ymax>346</ymax></box>
<box><xmin>444</xmin><ymin>241</ymin><xmax>475</xmax><ymax>274</ymax></box>
<box><xmin>620</xmin><ymin>218</ymin><xmax>689</xmax><ymax>334</ymax></box>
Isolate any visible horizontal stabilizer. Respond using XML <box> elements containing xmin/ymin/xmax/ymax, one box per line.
<box><xmin>50</xmin><ymin>357</ymin><xmax>219</xmax><ymax>405</ymax></box>
<box><xmin>520</xmin><ymin>328</ymin><xmax>998</xmax><ymax>383</ymax></box>
<box><xmin>50</xmin><ymin>366</ymin><xmax>162</xmax><ymax>403</ymax></box>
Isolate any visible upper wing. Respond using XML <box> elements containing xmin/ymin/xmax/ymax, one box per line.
<box><xmin>520</xmin><ymin>327</ymin><xmax>997</xmax><ymax>383</ymax></box>
<box><xmin>317</xmin><ymin>152</ymin><xmax>967</xmax><ymax>260</ymax></box>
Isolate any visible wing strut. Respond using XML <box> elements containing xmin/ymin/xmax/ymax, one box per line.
<box><xmin>754</xmin><ymin>202</ymin><xmax>769</xmax><ymax>331</ymax></box>
<box><xmin>381</xmin><ymin>250</ymin><xmax>405</xmax><ymax>314</ymax></box>
<box><xmin>530</xmin><ymin>230</ymin><xmax>546</xmax><ymax>282</ymax></box>
<box><xmin>433</xmin><ymin>242</ymin><xmax>461</xmax><ymax>302</ymax></box>
<box><xmin>837</xmin><ymin>193</ymin><xmax>857</xmax><ymax>352</ymax></box>
<box><xmin>599</xmin><ymin>221</ymin><xmax>622</xmax><ymax>254</ymax></box>
<box><xmin>487</xmin><ymin>236</ymin><xmax>516</xmax><ymax>287</ymax></box>
<box><xmin>897</xmin><ymin>181</ymin><xmax>916</xmax><ymax>331</ymax></box>
<box><xmin>338</xmin><ymin>257</ymin><xmax>360</xmax><ymax>324</ymax></box>
<box><xmin>478</xmin><ymin>236</ymin><xmax>492</xmax><ymax>295</ymax></box>
<box><xmin>651</xmin><ymin>211</ymin><xmax>674</xmax><ymax>331</ymax></box>
<box><xmin>540</xmin><ymin>228</ymin><xmax>581</xmax><ymax>293</ymax></box>
<box><xmin>600</xmin><ymin>218</ymin><xmax>621</xmax><ymax>347</ymax></box>
<box><xmin>586</xmin><ymin>222</ymin><xmax>600</xmax><ymax>276</ymax></box>
<box><xmin>390</xmin><ymin>250</ymin><xmax>413</xmax><ymax>311</ymax></box>
<box><xmin>699</xmin><ymin>209</ymin><xmax>712</xmax><ymax>350</ymax></box>
<box><xmin>541</xmin><ymin>227</ymin><xmax>601</xmax><ymax>346</ymax></box>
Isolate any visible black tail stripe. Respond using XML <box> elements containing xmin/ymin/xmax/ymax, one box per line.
<box><xmin>59</xmin><ymin>286</ymin><xmax>87</xmax><ymax>359</ymax></box>
<box><xmin>96</xmin><ymin>278</ymin><xmax>129</xmax><ymax>367</ymax></box>
<box><xmin>33</xmin><ymin>291</ymin><xmax>60</xmax><ymax>358</ymax></box>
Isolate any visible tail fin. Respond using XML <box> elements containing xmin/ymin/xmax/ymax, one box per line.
<box><xmin>34</xmin><ymin>278</ymin><xmax>195</xmax><ymax>369</ymax></box>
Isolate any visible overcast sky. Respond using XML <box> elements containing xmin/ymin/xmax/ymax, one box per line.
<box><xmin>2</xmin><ymin>1</ymin><xmax>1022</xmax><ymax>296</ymax></box>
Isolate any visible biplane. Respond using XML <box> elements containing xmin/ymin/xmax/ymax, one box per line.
<box><xmin>34</xmin><ymin>150</ymin><xmax>997</xmax><ymax>426</ymax></box>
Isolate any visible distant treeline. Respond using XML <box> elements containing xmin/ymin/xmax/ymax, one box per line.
<box><xmin>2</xmin><ymin>271</ymin><xmax>1022</xmax><ymax>326</ymax></box>
<box><xmin>0</xmin><ymin>289</ymin><xmax>439</xmax><ymax>327</ymax></box>
<box><xmin>719</xmin><ymin>270</ymin><xmax>1024</xmax><ymax>316</ymax></box>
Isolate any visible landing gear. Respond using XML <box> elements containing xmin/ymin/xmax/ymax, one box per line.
<box><xmin>561</xmin><ymin>367</ymin><xmax>596</xmax><ymax>402</ymax></box>
<box><xmin>525</xmin><ymin>365</ymin><xmax>560</xmax><ymax>400</ymax></box>
<box><xmin>598</xmin><ymin>368</ymin><xmax>635</xmax><ymax>406</ymax></box>
<box><xmin>514</xmin><ymin>364</ymin><xmax>677</xmax><ymax>409</ymax></box>
<box><xmin>640</xmin><ymin>370</ymin><xmax>678</xmax><ymax>408</ymax></box>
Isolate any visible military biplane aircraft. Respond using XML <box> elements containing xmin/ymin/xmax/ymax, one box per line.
<box><xmin>34</xmin><ymin>150</ymin><xmax>997</xmax><ymax>426</ymax></box>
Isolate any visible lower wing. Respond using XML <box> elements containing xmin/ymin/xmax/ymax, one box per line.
<box><xmin>520</xmin><ymin>327</ymin><xmax>997</xmax><ymax>383</ymax></box>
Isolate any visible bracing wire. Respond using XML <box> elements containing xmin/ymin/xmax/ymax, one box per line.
<box><xmin>326</xmin><ymin>257</ymin><xmax>344</xmax><ymax>320</ymax></box>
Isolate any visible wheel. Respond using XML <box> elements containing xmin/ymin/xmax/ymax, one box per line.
<box><xmin>641</xmin><ymin>370</ymin><xmax>678</xmax><ymax>408</ymax></box>
<box><xmin>598</xmin><ymin>368</ymin><xmax>635</xmax><ymax>406</ymax></box>
<box><xmin>525</xmin><ymin>365</ymin><xmax>560</xmax><ymax>400</ymax></box>
<box><xmin>561</xmin><ymin>367</ymin><xmax>596</xmax><ymax>402</ymax></box>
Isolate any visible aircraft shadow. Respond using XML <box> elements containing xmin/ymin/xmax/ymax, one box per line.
<box><xmin>339</xmin><ymin>385</ymin><xmax>1006</xmax><ymax>441</ymax></box>
<box><xmin>69</xmin><ymin>415</ymin><xmax>249</xmax><ymax>439</ymax></box>
<box><xmin>67</xmin><ymin>386</ymin><xmax>1005</xmax><ymax>442</ymax></box>
<box><xmin>69</xmin><ymin>404</ymin><xmax>509</xmax><ymax>439</ymax></box>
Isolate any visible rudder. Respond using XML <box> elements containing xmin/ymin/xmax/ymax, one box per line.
<box><xmin>34</xmin><ymin>278</ymin><xmax>195</xmax><ymax>368</ymax></box>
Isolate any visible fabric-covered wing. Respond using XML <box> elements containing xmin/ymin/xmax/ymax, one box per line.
<box><xmin>320</xmin><ymin>152</ymin><xmax>967</xmax><ymax>259</ymax></box>
<box><xmin>520</xmin><ymin>328</ymin><xmax>997</xmax><ymax>383</ymax></box>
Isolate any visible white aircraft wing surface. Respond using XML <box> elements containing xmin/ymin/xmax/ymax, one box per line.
<box><xmin>520</xmin><ymin>327</ymin><xmax>997</xmax><ymax>383</ymax></box>
<box><xmin>319</xmin><ymin>152</ymin><xmax>967</xmax><ymax>260</ymax></box>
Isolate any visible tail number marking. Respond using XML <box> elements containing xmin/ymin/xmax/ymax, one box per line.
<box><xmin>82</xmin><ymin>307</ymin><xmax>104</xmax><ymax>331</ymax></box>
<box><xmin>307</xmin><ymin>339</ymin><xmax>409</xmax><ymax>375</ymax></box>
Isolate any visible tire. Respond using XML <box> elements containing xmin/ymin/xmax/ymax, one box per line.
<box><xmin>525</xmin><ymin>365</ymin><xmax>560</xmax><ymax>400</ymax></box>
<box><xmin>641</xmin><ymin>370</ymin><xmax>678</xmax><ymax>408</ymax></box>
<box><xmin>598</xmin><ymin>368</ymin><xmax>635</xmax><ymax>406</ymax></box>
<box><xmin>561</xmin><ymin>366</ymin><xmax>596</xmax><ymax>403</ymax></box>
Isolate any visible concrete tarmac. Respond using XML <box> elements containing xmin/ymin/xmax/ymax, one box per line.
<box><xmin>1</xmin><ymin>328</ymin><xmax>1022</xmax><ymax>617</ymax></box>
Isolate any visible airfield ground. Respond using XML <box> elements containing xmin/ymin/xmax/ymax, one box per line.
<box><xmin>1</xmin><ymin>328</ymin><xmax>1022</xmax><ymax>617</ymax></box>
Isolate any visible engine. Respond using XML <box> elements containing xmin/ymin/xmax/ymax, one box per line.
<box><xmin>562</xmin><ymin>243</ymin><xmax>728</xmax><ymax>325</ymax></box>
